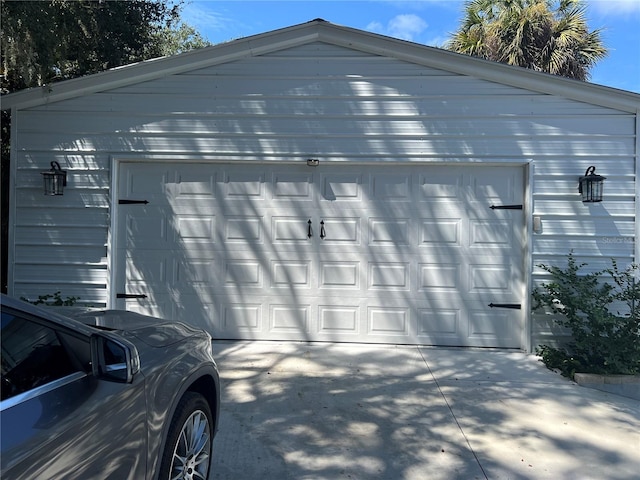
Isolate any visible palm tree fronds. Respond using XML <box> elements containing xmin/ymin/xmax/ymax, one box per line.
<box><xmin>446</xmin><ymin>0</ymin><xmax>608</xmax><ymax>81</ymax></box>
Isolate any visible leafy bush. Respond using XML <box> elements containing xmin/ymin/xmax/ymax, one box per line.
<box><xmin>21</xmin><ymin>291</ymin><xmax>80</xmax><ymax>306</ymax></box>
<box><xmin>533</xmin><ymin>253</ymin><xmax>639</xmax><ymax>379</ymax></box>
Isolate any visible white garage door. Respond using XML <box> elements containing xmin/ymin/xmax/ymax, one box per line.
<box><xmin>115</xmin><ymin>163</ymin><xmax>524</xmax><ymax>347</ymax></box>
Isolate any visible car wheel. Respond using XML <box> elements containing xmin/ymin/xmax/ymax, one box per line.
<box><xmin>158</xmin><ymin>392</ymin><xmax>213</xmax><ymax>480</ymax></box>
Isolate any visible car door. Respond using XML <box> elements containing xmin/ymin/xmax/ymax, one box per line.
<box><xmin>0</xmin><ymin>306</ymin><xmax>148</xmax><ymax>480</ymax></box>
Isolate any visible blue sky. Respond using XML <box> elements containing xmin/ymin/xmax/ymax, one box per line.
<box><xmin>181</xmin><ymin>0</ymin><xmax>640</xmax><ymax>93</ymax></box>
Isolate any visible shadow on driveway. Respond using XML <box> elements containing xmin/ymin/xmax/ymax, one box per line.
<box><xmin>210</xmin><ymin>341</ymin><xmax>640</xmax><ymax>480</ymax></box>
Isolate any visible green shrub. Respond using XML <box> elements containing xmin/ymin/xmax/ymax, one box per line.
<box><xmin>533</xmin><ymin>253</ymin><xmax>639</xmax><ymax>379</ymax></box>
<box><xmin>21</xmin><ymin>291</ymin><xmax>80</xmax><ymax>306</ymax></box>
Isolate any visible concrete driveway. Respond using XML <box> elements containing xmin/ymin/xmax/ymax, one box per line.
<box><xmin>210</xmin><ymin>341</ymin><xmax>640</xmax><ymax>480</ymax></box>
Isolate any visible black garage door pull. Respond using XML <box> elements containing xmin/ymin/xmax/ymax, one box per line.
<box><xmin>488</xmin><ymin>303</ymin><xmax>521</xmax><ymax>309</ymax></box>
<box><xmin>117</xmin><ymin>293</ymin><xmax>148</xmax><ymax>299</ymax></box>
<box><xmin>490</xmin><ymin>204</ymin><xmax>522</xmax><ymax>210</ymax></box>
<box><xmin>119</xmin><ymin>199</ymin><xmax>149</xmax><ymax>205</ymax></box>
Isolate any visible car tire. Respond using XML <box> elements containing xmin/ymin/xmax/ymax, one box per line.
<box><xmin>158</xmin><ymin>391</ymin><xmax>213</xmax><ymax>480</ymax></box>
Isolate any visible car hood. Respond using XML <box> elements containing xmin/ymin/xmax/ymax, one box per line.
<box><xmin>71</xmin><ymin>310</ymin><xmax>206</xmax><ymax>348</ymax></box>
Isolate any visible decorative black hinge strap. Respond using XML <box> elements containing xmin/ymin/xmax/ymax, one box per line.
<box><xmin>119</xmin><ymin>199</ymin><xmax>149</xmax><ymax>205</ymax></box>
<box><xmin>116</xmin><ymin>293</ymin><xmax>148</xmax><ymax>299</ymax></box>
<box><xmin>490</xmin><ymin>204</ymin><xmax>523</xmax><ymax>210</ymax></box>
<box><xmin>488</xmin><ymin>303</ymin><xmax>521</xmax><ymax>309</ymax></box>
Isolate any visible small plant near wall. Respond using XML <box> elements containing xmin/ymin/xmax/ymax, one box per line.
<box><xmin>21</xmin><ymin>291</ymin><xmax>80</xmax><ymax>307</ymax></box>
<box><xmin>533</xmin><ymin>253</ymin><xmax>639</xmax><ymax>379</ymax></box>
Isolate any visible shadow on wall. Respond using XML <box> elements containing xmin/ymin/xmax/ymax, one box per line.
<box><xmin>13</xmin><ymin>45</ymin><xmax>631</xmax><ymax>342</ymax></box>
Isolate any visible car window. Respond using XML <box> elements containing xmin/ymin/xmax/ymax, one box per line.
<box><xmin>1</xmin><ymin>312</ymin><xmax>78</xmax><ymax>401</ymax></box>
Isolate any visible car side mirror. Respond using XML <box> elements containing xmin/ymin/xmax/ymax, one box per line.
<box><xmin>90</xmin><ymin>333</ymin><xmax>140</xmax><ymax>383</ymax></box>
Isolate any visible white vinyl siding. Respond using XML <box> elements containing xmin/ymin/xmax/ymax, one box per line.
<box><xmin>8</xmin><ymin>40</ymin><xmax>637</xmax><ymax>350</ymax></box>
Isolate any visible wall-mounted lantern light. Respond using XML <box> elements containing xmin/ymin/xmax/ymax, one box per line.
<box><xmin>578</xmin><ymin>166</ymin><xmax>605</xmax><ymax>203</ymax></box>
<box><xmin>306</xmin><ymin>158</ymin><xmax>319</xmax><ymax>167</ymax></box>
<box><xmin>41</xmin><ymin>161</ymin><xmax>67</xmax><ymax>195</ymax></box>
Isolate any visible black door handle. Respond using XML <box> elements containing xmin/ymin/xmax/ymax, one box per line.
<box><xmin>320</xmin><ymin>220</ymin><xmax>326</xmax><ymax>239</ymax></box>
<box><xmin>308</xmin><ymin>219</ymin><xmax>312</xmax><ymax>238</ymax></box>
<box><xmin>488</xmin><ymin>303</ymin><xmax>521</xmax><ymax>309</ymax></box>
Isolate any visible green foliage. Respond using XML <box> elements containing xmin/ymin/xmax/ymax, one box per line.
<box><xmin>1</xmin><ymin>0</ymin><xmax>182</xmax><ymax>93</ymax></box>
<box><xmin>533</xmin><ymin>253</ymin><xmax>640</xmax><ymax>379</ymax></box>
<box><xmin>446</xmin><ymin>0</ymin><xmax>608</xmax><ymax>81</ymax></box>
<box><xmin>155</xmin><ymin>22</ymin><xmax>211</xmax><ymax>56</ymax></box>
<box><xmin>22</xmin><ymin>291</ymin><xmax>80</xmax><ymax>307</ymax></box>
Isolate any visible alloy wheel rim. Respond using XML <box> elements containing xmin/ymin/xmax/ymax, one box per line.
<box><xmin>170</xmin><ymin>409</ymin><xmax>211</xmax><ymax>480</ymax></box>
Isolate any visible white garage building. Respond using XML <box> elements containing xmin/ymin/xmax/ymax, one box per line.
<box><xmin>4</xmin><ymin>20</ymin><xmax>639</xmax><ymax>351</ymax></box>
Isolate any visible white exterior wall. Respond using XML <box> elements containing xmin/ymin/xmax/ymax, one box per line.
<box><xmin>8</xmin><ymin>41</ymin><xmax>637</xmax><ymax>348</ymax></box>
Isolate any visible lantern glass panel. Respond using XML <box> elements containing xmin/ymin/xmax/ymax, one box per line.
<box><xmin>42</xmin><ymin>172</ymin><xmax>65</xmax><ymax>195</ymax></box>
<box><xmin>580</xmin><ymin>177</ymin><xmax>603</xmax><ymax>203</ymax></box>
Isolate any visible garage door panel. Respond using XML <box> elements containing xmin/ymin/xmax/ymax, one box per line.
<box><xmin>224</xmin><ymin>216</ymin><xmax>264</xmax><ymax>244</ymax></box>
<box><xmin>118</xmin><ymin>163</ymin><xmax>524</xmax><ymax>348</ymax></box>
<box><xmin>321</xmin><ymin>173</ymin><xmax>364</xmax><ymax>202</ymax></box>
<box><xmin>470</xmin><ymin>170</ymin><xmax>517</xmax><ymax>202</ymax></box>
<box><xmin>319</xmin><ymin>261</ymin><xmax>360</xmax><ymax>289</ymax></box>
<box><xmin>221</xmin><ymin>303</ymin><xmax>262</xmax><ymax>335</ymax></box>
<box><xmin>418</xmin><ymin>171</ymin><xmax>463</xmax><ymax>200</ymax></box>
<box><xmin>419</xmin><ymin>219</ymin><xmax>462</xmax><ymax>246</ymax></box>
<box><xmin>469</xmin><ymin>264</ymin><xmax>513</xmax><ymax>293</ymax></box>
<box><xmin>125</xmin><ymin>209</ymin><xmax>170</xmax><ymax>249</ymax></box>
<box><xmin>126</xmin><ymin>208</ymin><xmax>220</xmax><ymax>249</ymax></box>
<box><xmin>174</xmin><ymin>168</ymin><xmax>217</xmax><ymax>198</ymax></box>
<box><xmin>124</xmin><ymin>165</ymin><xmax>172</xmax><ymax>198</ymax></box>
<box><xmin>318</xmin><ymin>305</ymin><xmax>360</xmax><ymax>336</ymax></box>
<box><xmin>122</xmin><ymin>290</ymin><xmax>216</xmax><ymax>329</ymax></box>
<box><xmin>172</xmin><ymin>296</ymin><xmax>218</xmax><ymax>333</ymax></box>
<box><xmin>368</xmin><ymin>306</ymin><xmax>410</xmax><ymax>336</ymax></box>
<box><xmin>126</xmin><ymin>252</ymin><xmax>222</xmax><ymax>290</ymax></box>
<box><xmin>224</xmin><ymin>260</ymin><xmax>263</xmax><ymax>288</ymax></box>
<box><xmin>223</xmin><ymin>169</ymin><xmax>266</xmax><ymax>199</ymax></box>
<box><xmin>418</xmin><ymin>263</ymin><xmax>461</xmax><ymax>291</ymax></box>
<box><xmin>175</xmin><ymin>215</ymin><xmax>217</xmax><ymax>244</ymax></box>
<box><xmin>417</xmin><ymin>308</ymin><xmax>460</xmax><ymax>337</ymax></box>
<box><xmin>126</xmin><ymin>251</ymin><xmax>169</xmax><ymax>285</ymax></box>
<box><xmin>371</xmin><ymin>173</ymin><xmax>412</xmax><ymax>201</ymax></box>
<box><xmin>175</xmin><ymin>258</ymin><xmax>219</xmax><ymax>286</ymax></box>
<box><xmin>270</xmin><ymin>304</ymin><xmax>311</xmax><ymax>334</ymax></box>
<box><xmin>271</xmin><ymin>260</ymin><xmax>312</xmax><ymax>288</ymax></box>
<box><xmin>369</xmin><ymin>262</ymin><xmax>410</xmax><ymax>290</ymax></box>
<box><xmin>317</xmin><ymin>217</ymin><xmax>360</xmax><ymax>244</ymax></box>
<box><xmin>467</xmin><ymin>310</ymin><xmax>518</xmax><ymax>346</ymax></box>
<box><xmin>469</xmin><ymin>219</ymin><xmax>513</xmax><ymax>248</ymax></box>
<box><xmin>273</xmin><ymin>216</ymin><xmax>313</xmax><ymax>243</ymax></box>
<box><xmin>272</xmin><ymin>171</ymin><xmax>314</xmax><ymax>201</ymax></box>
<box><xmin>369</xmin><ymin>218</ymin><xmax>411</xmax><ymax>245</ymax></box>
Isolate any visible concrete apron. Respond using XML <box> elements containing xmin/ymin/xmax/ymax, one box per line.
<box><xmin>210</xmin><ymin>341</ymin><xmax>640</xmax><ymax>480</ymax></box>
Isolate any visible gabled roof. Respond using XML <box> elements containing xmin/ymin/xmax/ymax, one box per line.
<box><xmin>2</xmin><ymin>19</ymin><xmax>639</xmax><ymax>113</ymax></box>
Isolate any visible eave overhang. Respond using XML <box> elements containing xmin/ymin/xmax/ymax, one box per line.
<box><xmin>2</xmin><ymin>19</ymin><xmax>639</xmax><ymax>113</ymax></box>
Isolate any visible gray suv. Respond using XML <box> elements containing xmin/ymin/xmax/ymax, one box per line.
<box><xmin>1</xmin><ymin>294</ymin><xmax>220</xmax><ymax>480</ymax></box>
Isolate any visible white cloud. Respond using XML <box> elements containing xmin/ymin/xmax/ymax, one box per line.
<box><xmin>588</xmin><ymin>0</ymin><xmax>640</xmax><ymax>14</ymax></box>
<box><xmin>181</xmin><ymin>3</ymin><xmax>238</xmax><ymax>39</ymax></box>
<box><xmin>366</xmin><ymin>20</ymin><xmax>385</xmax><ymax>33</ymax></box>
<box><xmin>366</xmin><ymin>14</ymin><xmax>428</xmax><ymax>41</ymax></box>
<box><xmin>389</xmin><ymin>14</ymin><xmax>429</xmax><ymax>39</ymax></box>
